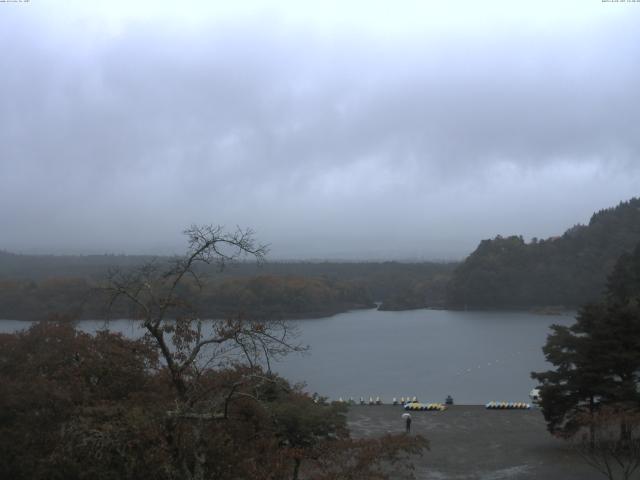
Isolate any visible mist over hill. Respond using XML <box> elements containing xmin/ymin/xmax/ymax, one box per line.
<box><xmin>2</xmin><ymin>197</ymin><xmax>639</xmax><ymax>316</ymax></box>
<box><xmin>447</xmin><ymin>197</ymin><xmax>640</xmax><ymax>309</ymax></box>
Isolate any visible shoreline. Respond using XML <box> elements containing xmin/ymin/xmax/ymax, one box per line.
<box><xmin>378</xmin><ymin>304</ymin><xmax>576</xmax><ymax>316</ymax></box>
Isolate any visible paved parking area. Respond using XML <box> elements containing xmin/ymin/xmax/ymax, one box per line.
<box><xmin>347</xmin><ymin>405</ymin><xmax>607</xmax><ymax>480</ymax></box>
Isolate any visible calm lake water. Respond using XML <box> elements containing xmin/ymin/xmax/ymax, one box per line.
<box><xmin>0</xmin><ymin>308</ymin><xmax>574</xmax><ymax>404</ymax></box>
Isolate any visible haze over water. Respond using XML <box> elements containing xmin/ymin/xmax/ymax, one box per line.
<box><xmin>0</xmin><ymin>309</ymin><xmax>573</xmax><ymax>404</ymax></box>
<box><xmin>274</xmin><ymin>309</ymin><xmax>574</xmax><ymax>404</ymax></box>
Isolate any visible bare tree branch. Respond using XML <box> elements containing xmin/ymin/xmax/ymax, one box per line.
<box><xmin>574</xmin><ymin>407</ymin><xmax>640</xmax><ymax>480</ymax></box>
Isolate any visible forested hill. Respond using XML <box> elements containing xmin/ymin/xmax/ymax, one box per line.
<box><xmin>447</xmin><ymin>197</ymin><xmax>640</xmax><ymax>309</ymax></box>
<box><xmin>0</xmin><ymin>253</ymin><xmax>455</xmax><ymax>319</ymax></box>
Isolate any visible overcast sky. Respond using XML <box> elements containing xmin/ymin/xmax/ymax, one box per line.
<box><xmin>1</xmin><ymin>1</ymin><xmax>639</xmax><ymax>259</ymax></box>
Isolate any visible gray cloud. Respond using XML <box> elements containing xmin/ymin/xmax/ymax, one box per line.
<box><xmin>1</xmin><ymin>4</ymin><xmax>639</xmax><ymax>259</ymax></box>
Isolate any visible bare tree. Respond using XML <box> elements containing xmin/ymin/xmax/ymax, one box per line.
<box><xmin>574</xmin><ymin>407</ymin><xmax>640</xmax><ymax>480</ymax></box>
<box><xmin>104</xmin><ymin>225</ymin><xmax>304</xmax><ymax>480</ymax></box>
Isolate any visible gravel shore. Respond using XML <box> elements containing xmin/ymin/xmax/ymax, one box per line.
<box><xmin>347</xmin><ymin>405</ymin><xmax>606</xmax><ymax>480</ymax></box>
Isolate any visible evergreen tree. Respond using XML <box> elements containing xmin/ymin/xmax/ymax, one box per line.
<box><xmin>449</xmin><ymin>197</ymin><xmax>640</xmax><ymax>308</ymax></box>
<box><xmin>532</xmin><ymin>243</ymin><xmax>640</xmax><ymax>438</ymax></box>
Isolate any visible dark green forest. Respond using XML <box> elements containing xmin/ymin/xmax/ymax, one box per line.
<box><xmin>447</xmin><ymin>197</ymin><xmax>640</xmax><ymax>309</ymax></box>
<box><xmin>0</xmin><ymin>253</ymin><xmax>455</xmax><ymax>320</ymax></box>
<box><xmin>0</xmin><ymin>274</ymin><xmax>374</xmax><ymax>321</ymax></box>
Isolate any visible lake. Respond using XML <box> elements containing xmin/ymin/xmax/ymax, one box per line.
<box><xmin>0</xmin><ymin>308</ymin><xmax>574</xmax><ymax>404</ymax></box>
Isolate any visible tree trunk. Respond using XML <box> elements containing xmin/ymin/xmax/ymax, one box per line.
<box><xmin>292</xmin><ymin>457</ymin><xmax>301</xmax><ymax>480</ymax></box>
<box><xmin>589</xmin><ymin>396</ymin><xmax>596</xmax><ymax>450</ymax></box>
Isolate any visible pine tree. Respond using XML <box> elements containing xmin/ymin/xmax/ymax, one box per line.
<box><xmin>532</xmin><ymin>243</ymin><xmax>640</xmax><ymax>438</ymax></box>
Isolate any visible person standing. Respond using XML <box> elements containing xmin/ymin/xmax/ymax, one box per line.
<box><xmin>403</xmin><ymin>413</ymin><xmax>412</xmax><ymax>433</ymax></box>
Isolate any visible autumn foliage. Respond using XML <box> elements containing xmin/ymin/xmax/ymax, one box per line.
<box><xmin>0</xmin><ymin>321</ymin><xmax>427</xmax><ymax>480</ymax></box>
